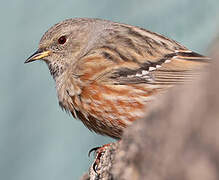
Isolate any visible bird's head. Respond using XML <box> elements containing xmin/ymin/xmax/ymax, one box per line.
<box><xmin>25</xmin><ymin>18</ymin><xmax>96</xmax><ymax>79</ymax></box>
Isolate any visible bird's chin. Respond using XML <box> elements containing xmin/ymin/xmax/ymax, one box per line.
<box><xmin>42</xmin><ymin>58</ymin><xmax>50</xmax><ymax>64</ymax></box>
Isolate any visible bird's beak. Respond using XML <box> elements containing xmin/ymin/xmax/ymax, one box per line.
<box><xmin>25</xmin><ymin>49</ymin><xmax>51</xmax><ymax>63</ymax></box>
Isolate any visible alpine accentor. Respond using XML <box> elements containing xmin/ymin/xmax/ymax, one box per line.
<box><xmin>25</xmin><ymin>18</ymin><xmax>209</xmax><ymax>139</ymax></box>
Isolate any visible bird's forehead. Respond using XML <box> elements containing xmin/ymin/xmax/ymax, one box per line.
<box><xmin>38</xmin><ymin>18</ymin><xmax>115</xmax><ymax>49</ymax></box>
<box><xmin>40</xmin><ymin>22</ymin><xmax>75</xmax><ymax>44</ymax></box>
<box><xmin>39</xmin><ymin>18</ymin><xmax>92</xmax><ymax>45</ymax></box>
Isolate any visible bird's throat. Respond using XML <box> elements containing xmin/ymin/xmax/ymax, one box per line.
<box><xmin>47</xmin><ymin>61</ymin><xmax>65</xmax><ymax>80</ymax></box>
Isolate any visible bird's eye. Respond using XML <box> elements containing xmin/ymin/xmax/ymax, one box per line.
<box><xmin>58</xmin><ymin>36</ymin><xmax>67</xmax><ymax>44</ymax></box>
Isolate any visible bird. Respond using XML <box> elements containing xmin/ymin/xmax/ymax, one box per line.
<box><xmin>25</xmin><ymin>18</ymin><xmax>210</xmax><ymax>139</ymax></box>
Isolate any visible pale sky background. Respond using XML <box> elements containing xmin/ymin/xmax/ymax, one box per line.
<box><xmin>1</xmin><ymin>0</ymin><xmax>219</xmax><ymax>179</ymax></box>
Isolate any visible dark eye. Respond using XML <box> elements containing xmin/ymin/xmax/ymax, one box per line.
<box><xmin>58</xmin><ymin>36</ymin><xmax>67</xmax><ymax>44</ymax></box>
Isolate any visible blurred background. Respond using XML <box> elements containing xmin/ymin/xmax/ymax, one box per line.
<box><xmin>1</xmin><ymin>0</ymin><xmax>219</xmax><ymax>179</ymax></box>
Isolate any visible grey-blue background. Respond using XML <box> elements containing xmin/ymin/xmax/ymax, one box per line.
<box><xmin>1</xmin><ymin>0</ymin><xmax>219</xmax><ymax>179</ymax></box>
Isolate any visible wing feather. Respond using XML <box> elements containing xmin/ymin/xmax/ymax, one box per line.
<box><xmin>108</xmin><ymin>50</ymin><xmax>210</xmax><ymax>85</ymax></box>
<box><xmin>76</xmin><ymin>23</ymin><xmax>210</xmax><ymax>87</ymax></box>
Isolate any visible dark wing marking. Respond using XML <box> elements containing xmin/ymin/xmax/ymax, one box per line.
<box><xmin>108</xmin><ymin>51</ymin><xmax>210</xmax><ymax>85</ymax></box>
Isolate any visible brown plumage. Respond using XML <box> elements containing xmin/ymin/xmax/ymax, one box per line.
<box><xmin>25</xmin><ymin>18</ymin><xmax>210</xmax><ymax>139</ymax></box>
